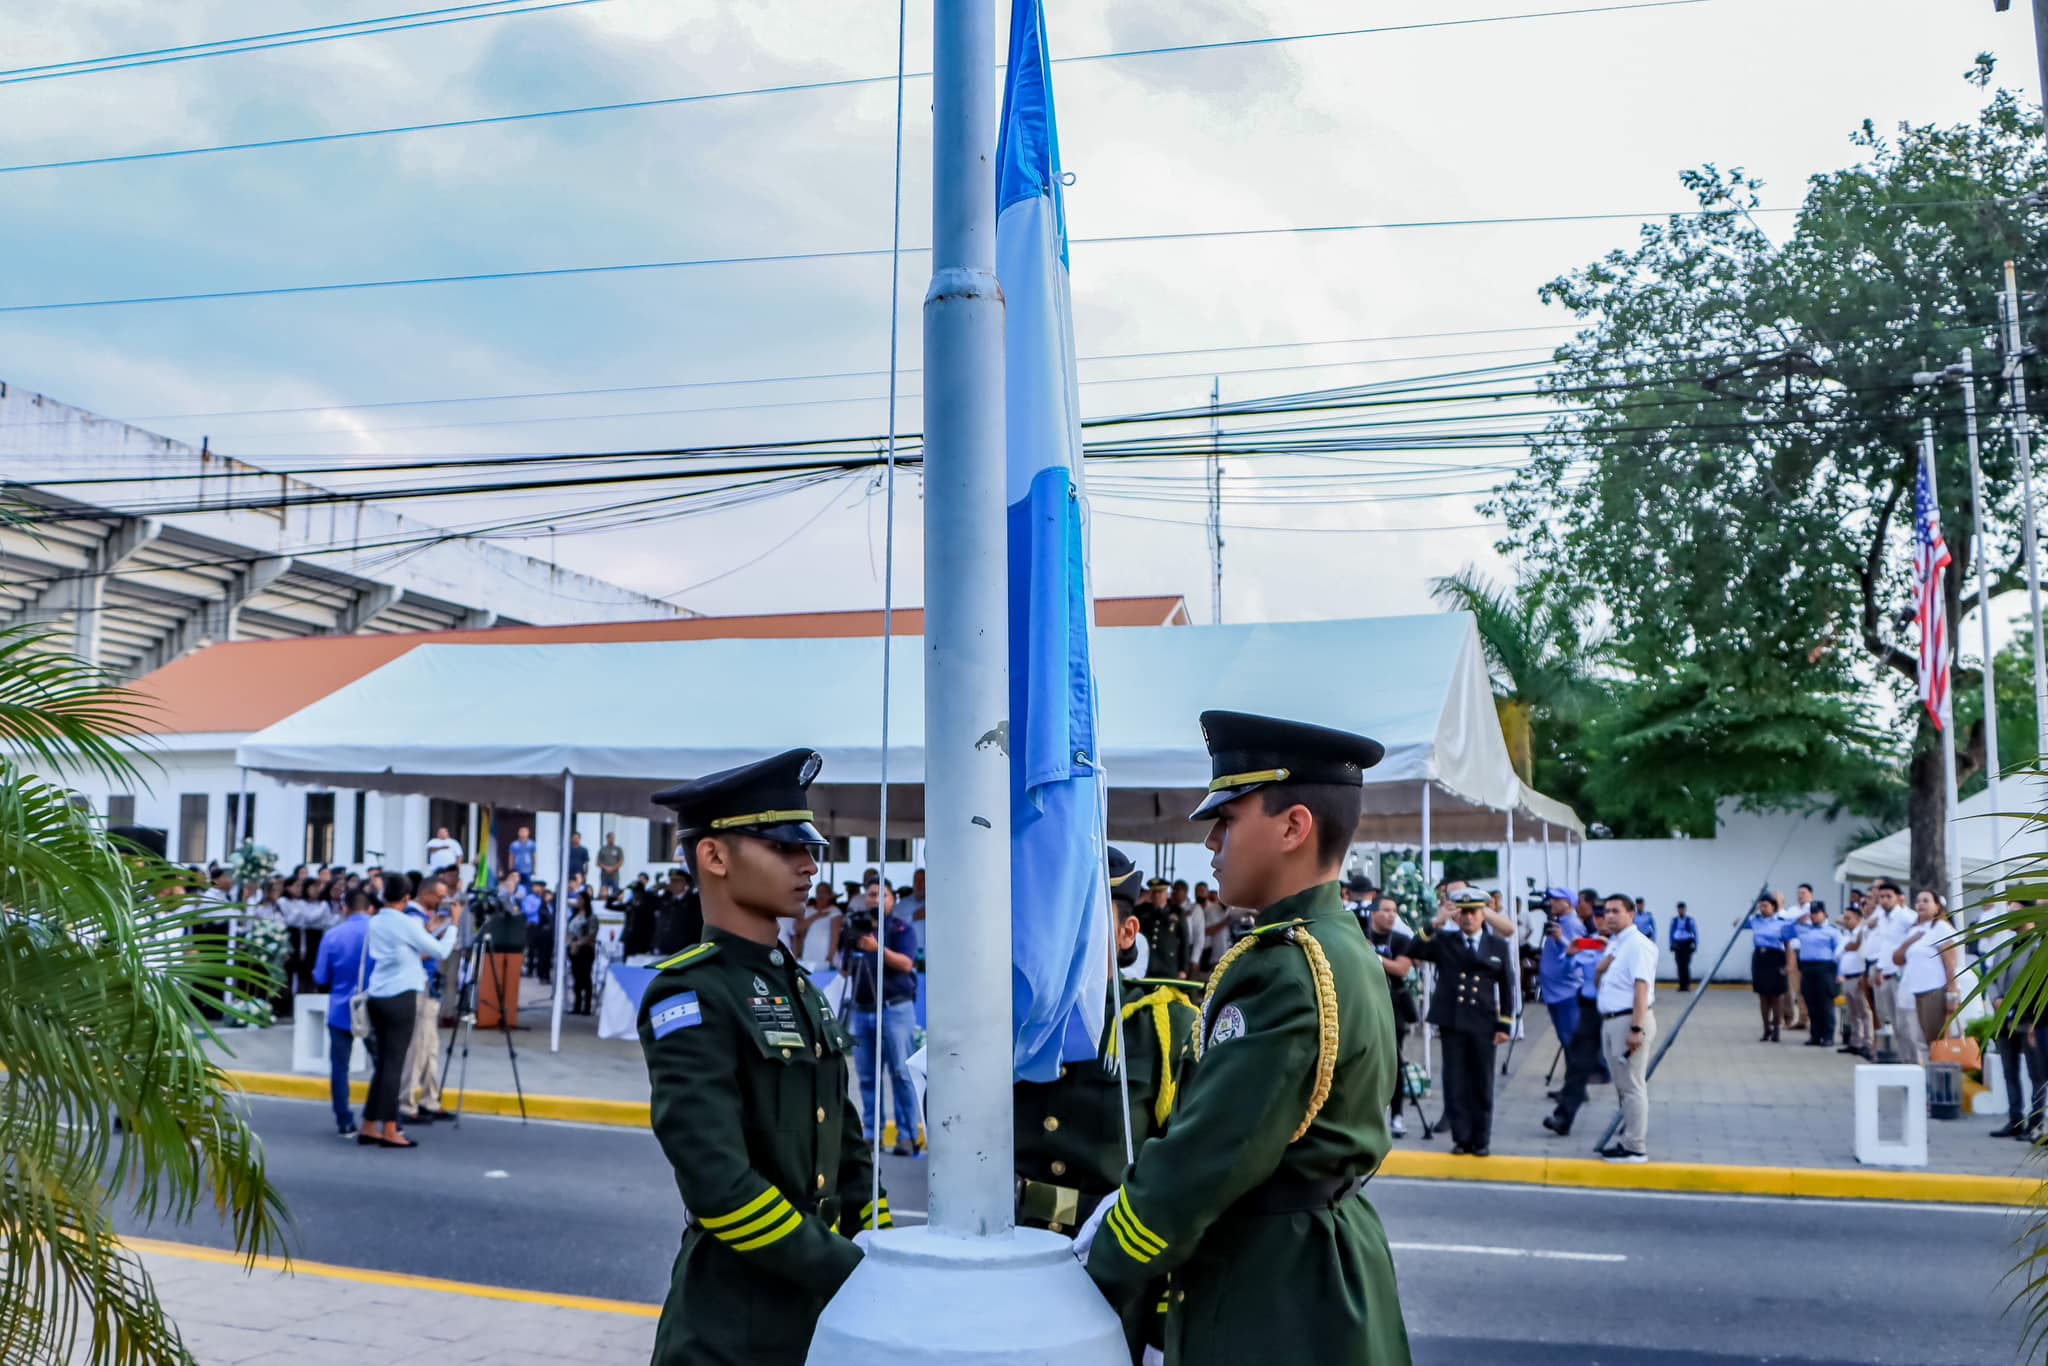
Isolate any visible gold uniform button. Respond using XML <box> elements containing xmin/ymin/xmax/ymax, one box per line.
<box><xmin>781</xmin><ymin>1048</ymin><xmax>792</xmax><ymax>1059</ymax></box>
<box><xmin>1049</xmin><ymin>1220</ymin><xmax>1065</xmax><ymax>1234</ymax></box>
<box><xmin>1174</xmin><ymin>1290</ymin><xmax>1185</xmax><ymax>1303</ymax></box>
<box><xmin>816</xmin><ymin>1107</ymin><xmax>827</xmax><ymax>1123</ymax></box>
<box><xmin>815</xmin><ymin>1043</ymin><xmax>824</xmax><ymax>1057</ymax></box>
<box><xmin>1043</xmin><ymin>1116</ymin><xmax>1060</xmax><ymax>1133</ymax></box>
<box><xmin>1050</xmin><ymin>1160</ymin><xmax>1067</xmax><ymax>1177</ymax></box>
<box><xmin>816</xmin><ymin>1174</ymin><xmax>827</xmax><ymax>1191</ymax></box>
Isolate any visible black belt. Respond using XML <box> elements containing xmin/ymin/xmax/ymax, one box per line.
<box><xmin>1232</xmin><ymin>1173</ymin><xmax>1366</xmax><ymax>1216</ymax></box>
<box><xmin>1601</xmin><ymin>1009</ymin><xmax>1638</xmax><ymax>1019</ymax></box>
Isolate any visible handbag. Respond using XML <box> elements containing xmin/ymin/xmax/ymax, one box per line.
<box><xmin>1929</xmin><ymin>1034</ymin><xmax>1981</xmax><ymax>1070</ymax></box>
<box><xmin>348</xmin><ymin>915</ymin><xmax>374</xmax><ymax>1040</ymax></box>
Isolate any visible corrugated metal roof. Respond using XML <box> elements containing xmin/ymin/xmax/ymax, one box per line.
<box><xmin>132</xmin><ymin>595</ymin><xmax>1191</xmax><ymax>734</ymax></box>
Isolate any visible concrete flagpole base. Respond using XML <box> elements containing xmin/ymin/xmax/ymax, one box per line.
<box><xmin>806</xmin><ymin>1226</ymin><xmax>1130</xmax><ymax>1366</ymax></box>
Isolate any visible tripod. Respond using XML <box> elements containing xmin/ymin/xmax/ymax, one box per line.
<box><xmin>440</xmin><ymin>939</ymin><xmax>529</xmax><ymax>1125</ymax></box>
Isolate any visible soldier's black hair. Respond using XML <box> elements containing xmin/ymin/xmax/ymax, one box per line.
<box><xmin>1257</xmin><ymin>780</ymin><xmax>1362</xmax><ymax>870</ymax></box>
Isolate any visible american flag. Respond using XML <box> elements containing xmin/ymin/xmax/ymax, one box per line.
<box><xmin>1914</xmin><ymin>453</ymin><xmax>1952</xmax><ymax>731</ymax></box>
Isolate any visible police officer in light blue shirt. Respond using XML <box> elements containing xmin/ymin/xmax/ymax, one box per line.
<box><xmin>1537</xmin><ymin>887</ymin><xmax>1585</xmax><ymax>1047</ymax></box>
<box><xmin>1789</xmin><ymin>902</ymin><xmax>1844</xmax><ymax>1048</ymax></box>
<box><xmin>1633</xmin><ymin>897</ymin><xmax>1656</xmax><ymax>946</ymax></box>
<box><xmin>1747</xmin><ymin>897</ymin><xmax>1791</xmax><ymax>1041</ymax></box>
<box><xmin>1543</xmin><ymin>909</ymin><xmax>1611</xmax><ymax>1136</ymax></box>
<box><xmin>1669</xmin><ymin>902</ymin><xmax>1699</xmax><ymax>991</ymax></box>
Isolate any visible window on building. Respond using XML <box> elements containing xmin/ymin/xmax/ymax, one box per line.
<box><xmin>177</xmin><ymin>794</ymin><xmax>208</xmax><ymax>865</ymax></box>
<box><xmin>881</xmin><ymin>837</ymin><xmax>912</xmax><ymax>863</ymax></box>
<box><xmin>305</xmin><ymin>793</ymin><xmax>336</xmax><ymax>866</ymax></box>
<box><xmin>648</xmin><ymin>820</ymin><xmax>677</xmax><ymax>864</ymax></box>
<box><xmin>827</xmin><ymin>834</ymin><xmax>854</xmax><ymax>863</ymax></box>
<box><xmin>224</xmin><ymin>792</ymin><xmax>255</xmax><ymax>860</ymax></box>
<box><xmin>107</xmin><ymin>794</ymin><xmax>135</xmax><ymax>827</ymax></box>
<box><xmin>353</xmin><ymin>791</ymin><xmax>367</xmax><ymax>862</ymax></box>
<box><xmin>427</xmin><ymin>798</ymin><xmax>468</xmax><ymax>856</ymax></box>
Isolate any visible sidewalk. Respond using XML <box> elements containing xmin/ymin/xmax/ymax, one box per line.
<box><xmin>1418</xmin><ymin>984</ymin><xmax>2033</xmax><ymax>1179</ymax></box>
<box><xmin>130</xmin><ymin>1238</ymin><xmax>654</xmax><ymax>1366</ymax></box>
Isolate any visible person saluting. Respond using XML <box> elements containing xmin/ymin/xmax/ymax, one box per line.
<box><xmin>1081</xmin><ymin>710</ymin><xmax>1411</xmax><ymax>1364</ymax></box>
<box><xmin>635</xmin><ymin>749</ymin><xmax>888</xmax><ymax>1366</ymax></box>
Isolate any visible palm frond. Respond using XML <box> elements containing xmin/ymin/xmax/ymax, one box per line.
<box><xmin>0</xmin><ymin>627</ymin><xmax>155</xmax><ymax>787</ymax></box>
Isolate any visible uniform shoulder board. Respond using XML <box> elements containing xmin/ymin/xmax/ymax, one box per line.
<box><xmin>654</xmin><ymin>942</ymin><xmax>721</xmax><ymax>973</ymax></box>
<box><xmin>1133</xmin><ymin>976</ymin><xmax>1204</xmax><ymax>993</ymax></box>
<box><xmin>1245</xmin><ymin>917</ymin><xmax>1309</xmax><ymax>944</ymax></box>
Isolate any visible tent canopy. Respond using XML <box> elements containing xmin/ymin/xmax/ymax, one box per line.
<box><xmin>238</xmin><ymin>613</ymin><xmax>1583</xmax><ymax>842</ymax></box>
<box><xmin>1833</xmin><ymin>784</ymin><xmax>2047</xmax><ymax>889</ymax></box>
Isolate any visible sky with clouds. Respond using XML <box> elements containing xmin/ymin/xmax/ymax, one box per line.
<box><xmin>0</xmin><ymin>0</ymin><xmax>2036</xmax><ymax>624</ymax></box>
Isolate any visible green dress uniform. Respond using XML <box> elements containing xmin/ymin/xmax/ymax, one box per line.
<box><xmin>1139</xmin><ymin>887</ymin><xmax>1194</xmax><ymax>982</ymax></box>
<box><xmin>635</xmin><ymin>750</ymin><xmax>890</xmax><ymax>1366</ymax></box>
<box><xmin>1084</xmin><ymin>712</ymin><xmax>1411</xmax><ymax>1365</ymax></box>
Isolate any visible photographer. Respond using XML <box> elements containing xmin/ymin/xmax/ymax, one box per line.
<box><xmin>838</xmin><ymin>879</ymin><xmax>921</xmax><ymax>1156</ymax></box>
<box><xmin>1366</xmin><ymin>896</ymin><xmax>1419</xmax><ymax>1137</ymax></box>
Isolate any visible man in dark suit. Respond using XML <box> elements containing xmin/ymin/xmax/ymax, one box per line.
<box><xmin>1409</xmin><ymin>886</ymin><xmax>1513</xmax><ymax>1155</ymax></box>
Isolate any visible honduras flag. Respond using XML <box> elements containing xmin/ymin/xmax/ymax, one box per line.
<box><xmin>1000</xmin><ymin>0</ymin><xmax>1111</xmax><ymax>1084</ymax></box>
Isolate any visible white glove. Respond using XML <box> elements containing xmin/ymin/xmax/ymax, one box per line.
<box><xmin>1070</xmin><ymin>1192</ymin><xmax>1115</xmax><ymax>1263</ymax></box>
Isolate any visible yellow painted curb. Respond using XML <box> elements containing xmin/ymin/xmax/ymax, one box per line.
<box><xmin>123</xmin><ymin>1234</ymin><xmax>659</xmax><ymax>1317</ymax></box>
<box><xmin>1377</xmin><ymin>1149</ymin><xmax>2036</xmax><ymax>1206</ymax></box>
<box><xmin>223</xmin><ymin>1069</ymin><xmax>651</xmax><ymax>1128</ymax></box>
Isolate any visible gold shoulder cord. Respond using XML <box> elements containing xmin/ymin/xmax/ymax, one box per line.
<box><xmin>1192</xmin><ymin>934</ymin><xmax>1260</xmax><ymax>1062</ymax></box>
<box><xmin>1291</xmin><ymin>928</ymin><xmax>1340</xmax><ymax>1142</ymax></box>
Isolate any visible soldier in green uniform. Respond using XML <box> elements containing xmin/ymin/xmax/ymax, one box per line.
<box><xmin>1081</xmin><ymin>710</ymin><xmax>1411</xmax><ymax>1365</ymax></box>
<box><xmin>1016</xmin><ymin>846</ymin><xmax>1201</xmax><ymax>1362</ymax></box>
<box><xmin>635</xmin><ymin>749</ymin><xmax>889</xmax><ymax>1366</ymax></box>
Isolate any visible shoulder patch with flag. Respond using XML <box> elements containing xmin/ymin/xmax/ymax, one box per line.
<box><xmin>650</xmin><ymin>992</ymin><xmax>701</xmax><ymax>1039</ymax></box>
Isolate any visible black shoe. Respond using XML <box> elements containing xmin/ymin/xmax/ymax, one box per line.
<box><xmin>1469</xmin><ymin>1145</ymin><xmax>1491</xmax><ymax>1157</ymax></box>
<box><xmin>1542</xmin><ymin>1113</ymin><xmax>1571</xmax><ymax>1137</ymax></box>
<box><xmin>337</xmin><ymin>1122</ymin><xmax>359</xmax><ymax>1139</ymax></box>
<box><xmin>1451</xmin><ymin>1143</ymin><xmax>1471</xmax><ymax>1155</ymax></box>
<box><xmin>401</xmin><ymin>1112</ymin><xmax>434</xmax><ymax>1126</ymax></box>
<box><xmin>1992</xmin><ymin>1120</ymin><xmax>2026</xmax><ymax>1138</ymax></box>
<box><xmin>1546</xmin><ymin>1089</ymin><xmax>1562</xmax><ymax>1101</ymax></box>
<box><xmin>2018</xmin><ymin>1126</ymin><xmax>2043</xmax><ymax>1143</ymax></box>
<box><xmin>421</xmin><ymin>1107</ymin><xmax>457</xmax><ymax>1122</ymax></box>
<box><xmin>1837</xmin><ymin>1046</ymin><xmax>1859</xmax><ymax>1054</ymax></box>
<box><xmin>1601</xmin><ymin>1145</ymin><xmax>1647</xmax><ymax>1164</ymax></box>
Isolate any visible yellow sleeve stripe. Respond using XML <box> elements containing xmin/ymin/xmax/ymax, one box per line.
<box><xmin>730</xmin><ymin>1206</ymin><xmax>806</xmax><ymax>1252</ymax></box>
<box><xmin>717</xmin><ymin>1200</ymin><xmax>799</xmax><ymax>1243</ymax></box>
<box><xmin>1115</xmin><ymin>1193</ymin><xmax>1166</xmax><ymax>1254</ymax></box>
<box><xmin>700</xmin><ymin>1187</ymin><xmax>785</xmax><ymax>1230</ymax></box>
<box><xmin>655</xmin><ymin>942</ymin><xmax>717</xmax><ymax>971</ymax></box>
<box><xmin>1105</xmin><ymin>1203</ymin><xmax>1156</xmax><ymax>1264</ymax></box>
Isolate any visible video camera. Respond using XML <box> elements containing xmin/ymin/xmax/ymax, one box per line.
<box><xmin>843</xmin><ymin>904</ymin><xmax>880</xmax><ymax>940</ymax></box>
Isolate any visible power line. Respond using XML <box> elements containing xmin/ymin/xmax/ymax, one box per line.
<box><xmin>0</xmin><ymin>0</ymin><xmax>606</xmax><ymax>89</ymax></box>
<box><xmin>0</xmin><ymin>1</ymin><xmax>1710</xmax><ymax>177</ymax></box>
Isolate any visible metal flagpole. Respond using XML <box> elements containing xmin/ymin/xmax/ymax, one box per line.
<box><xmin>549</xmin><ymin>772</ymin><xmax>575</xmax><ymax>1053</ymax></box>
<box><xmin>2000</xmin><ymin>262</ymin><xmax>2048</xmax><ymax>763</ymax></box>
<box><xmin>1959</xmin><ymin>350</ymin><xmax>2002</xmax><ymax>882</ymax></box>
<box><xmin>810</xmin><ymin>1</ymin><xmax>1124</xmax><ymax>1358</ymax></box>
<box><xmin>1503</xmin><ymin>807</ymin><xmax>1520</xmax><ymax>1063</ymax></box>
<box><xmin>1925</xmin><ymin>418</ymin><xmax>1967</xmax><ymax>920</ymax></box>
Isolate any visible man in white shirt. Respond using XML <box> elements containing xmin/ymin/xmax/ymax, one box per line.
<box><xmin>1862</xmin><ymin>880</ymin><xmax>1912</xmax><ymax>1059</ymax></box>
<box><xmin>1594</xmin><ymin>893</ymin><xmax>1658</xmax><ymax>1163</ymax></box>
<box><xmin>425</xmin><ymin>826</ymin><xmax>464</xmax><ymax>876</ymax></box>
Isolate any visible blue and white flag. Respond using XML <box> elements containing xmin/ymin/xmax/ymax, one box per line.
<box><xmin>999</xmin><ymin>0</ymin><xmax>1111</xmax><ymax>1084</ymax></box>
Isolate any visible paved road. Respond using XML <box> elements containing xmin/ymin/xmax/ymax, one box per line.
<box><xmin>127</xmin><ymin>1097</ymin><xmax>2026</xmax><ymax>1364</ymax></box>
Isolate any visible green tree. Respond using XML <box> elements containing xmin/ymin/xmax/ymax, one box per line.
<box><xmin>0</xmin><ymin>629</ymin><xmax>286</xmax><ymax>1364</ymax></box>
<box><xmin>1492</xmin><ymin>63</ymin><xmax>2048</xmax><ymax>884</ymax></box>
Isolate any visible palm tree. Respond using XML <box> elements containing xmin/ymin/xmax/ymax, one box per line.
<box><xmin>1428</xmin><ymin>566</ymin><xmax>1607</xmax><ymax>785</ymax></box>
<box><xmin>0</xmin><ymin>627</ymin><xmax>286</xmax><ymax>1365</ymax></box>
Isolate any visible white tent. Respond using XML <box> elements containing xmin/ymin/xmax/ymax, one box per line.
<box><xmin>236</xmin><ymin>613</ymin><xmax>1581</xmax><ymax>843</ymax></box>
<box><xmin>1833</xmin><ymin>784</ymin><xmax>2047</xmax><ymax>889</ymax></box>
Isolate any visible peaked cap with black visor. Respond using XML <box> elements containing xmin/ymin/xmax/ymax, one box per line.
<box><xmin>652</xmin><ymin>748</ymin><xmax>830</xmax><ymax>856</ymax></box>
<box><xmin>1189</xmin><ymin>709</ymin><xmax>1386</xmax><ymax>821</ymax></box>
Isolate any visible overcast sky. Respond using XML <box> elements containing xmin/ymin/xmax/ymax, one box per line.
<box><xmin>0</xmin><ymin>0</ymin><xmax>2036</xmax><ymax>624</ymax></box>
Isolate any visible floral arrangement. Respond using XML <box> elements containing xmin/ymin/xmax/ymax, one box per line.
<box><xmin>229</xmin><ymin>840</ymin><xmax>277</xmax><ymax>885</ymax></box>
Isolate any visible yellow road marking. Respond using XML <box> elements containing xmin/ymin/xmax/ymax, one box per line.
<box><xmin>1378</xmin><ymin>1150</ymin><xmax>2036</xmax><ymax>1206</ymax></box>
<box><xmin>122</xmin><ymin>1235</ymin><xmax>659</xmax><ymax>1317</ymax></box>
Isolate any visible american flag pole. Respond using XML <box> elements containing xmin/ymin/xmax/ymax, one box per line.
<box><xmin>1921</xmin><ymin>416</ymin><xmax>1966</xmax><ymax>920</ymax></box>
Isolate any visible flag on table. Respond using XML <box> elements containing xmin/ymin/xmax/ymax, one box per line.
<box><xmin>1914</xmin><ymin>453</ymin><xmax>1953</xmax><ymax>730</ymax></box>
<box><xmin>999</xmin><ymin>0</ymin><xmax>1111</xmax><ymax>1084</ymax></box>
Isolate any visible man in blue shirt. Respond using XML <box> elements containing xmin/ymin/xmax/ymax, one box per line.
<box><xmin>1669</xmin><ymin>902</ymin><xmax>1699</xmax><ymax>991</ymax></box>
<box><xmin>1633</xmin><ymin>897</ymin><xmax>1657</xmax><ymax>947</ymax></box>
<box><xmin>1544</xmin><ymin>897</ymin><xmax>1613</xmax><ymax>1138</ymax></box>
<box><xmin>1788</xmin><ymin>902</ymin><xmax>1844</xmax><ymax>1048</ymax></box>
<box><xmin>510</xmin><ymin>825</ymin><xmax>537</xmax><ymax>888</ymax></box>
<box><xmin>840</xmin><ymin>880</ymin><xmax>922</xmax><ymax>1156</ymax></box>
<box><xmin>1536</xmin><ymin>886</ymin><xmax>1585</xmax><ymax>1050</ymax></box>
<box><xmin>312</xmin><ymin>891</ymin><xmax>374</xmax><ymax>1137</ymax></box>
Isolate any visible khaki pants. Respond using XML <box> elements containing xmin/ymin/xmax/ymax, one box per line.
<box><xmin>1872</xmin><ymin>973</ymin><xmax>1899</xmax><ymax>1053</ymax></box>
<box><xmin>1842</xmin><ymin>975</ymin><xmax>1871</xmax><ymax>1051</ymax></box>
<box><xmin>1602</xmin><ymin>1010</ymin><xmax>1656</xmax><ymax>1155</ymax></box>
<box><xmin>402</xmin><ymin>987</ymin><xmax>444</xmax><ymax>1115</ymax></box>
<box><xmin>1892</xmin><ymin>977</ymin><xmax>1928</xmax><ymax>1064</ymax></box>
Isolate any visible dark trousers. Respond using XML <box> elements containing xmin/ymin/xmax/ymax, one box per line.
<box><xmin>1674</xmin><ymin>945</ymin><xmax>1695</xmax><ymax>991</ymax></box>
<box><xmin>327</xmin><ymin>1024</ymin><xmax>356</xmax><ymax>1130</ymax></box>
<box><xmin>364</xmin><ymin>993</ymin><xmax>417</xmax><ymax>1123</ymax></box>
<box><xmin>1440</xmin><ymin>1028</ymin><xmax>1497</xmax><ymax>1149</ymax></box>
<box><xmin>1801</xmin><ymin>963</ymin><xmax>1838</xmax><ymax>1044</ymax></box>
<box><xmin>1389</xmin><ymin>1023</ymin><xmax>1412</xmax><ymax>1116</ymax></box>
<box><xmin>1553</xmin><ymin>998</ymin><xmax>1605</xmax><ymax>1123</ymax></box>
<box><xmin>2002</xmin><ymin>1024</ymin><xmax>2048</xmax><ymax>1126</ymax></box>
<box><xmin>570</xmin><ymin>946</ymin><xmax>596</xmax><ymax>1014</ymax></box>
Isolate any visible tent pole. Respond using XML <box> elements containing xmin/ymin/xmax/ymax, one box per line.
<box><xmin>1541</xmin><ymin>822</ymin><xmax>1551</xmax><ymax>887</ymax></box>
<box><xmin>1503</xmin><ymin>807</ymin><xmax>1519</xmax><ymax>1048</ymax></box>
<box><xmin>550</xmin><ymin>772</ymin><xmax>576</xmax><ymax>1054</ymax></box>
<box><xmin>1420</xmin><ymin>781</ymin><xmax>1434</xmax><ymax>1086</ymax></box>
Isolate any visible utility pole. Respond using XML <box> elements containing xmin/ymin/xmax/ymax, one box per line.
<box><xmin>1207</xmin><ymin>375</ymin><xmax>1224</xmax><ymax>624</ymax></box>
<box><xmin>808</xmin><ymin>2</ymin><xmax>1125</xmax><ymax>1359</ymax></box>
<box><xmin>1999</xmin><ymin>261</ymin><xmax>2048</xmax><ymax>761</ymax></box>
